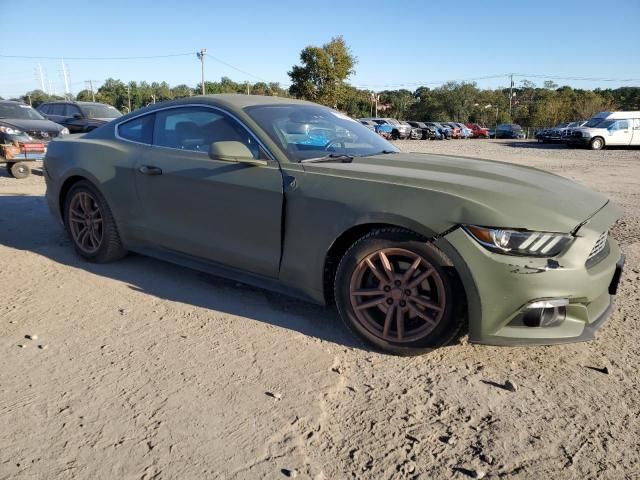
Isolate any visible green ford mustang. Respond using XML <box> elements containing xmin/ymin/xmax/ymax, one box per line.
<box><xmin>43</xmin><ymin>95</ymin><xmax>624</xmax><ymax>355</ymax></box>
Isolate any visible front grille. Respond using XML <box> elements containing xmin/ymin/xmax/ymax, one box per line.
<box><xmin>586</xmin><ymin>231</ymin><xmax>609</xmax><ymax>267</ymax></box>
<box><xmin>26</xmin><ymin>130</ymin><xmax>58</xmax><ymax>141</ymax></box>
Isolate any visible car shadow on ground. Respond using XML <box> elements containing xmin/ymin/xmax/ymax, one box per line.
<box><xmin>0</xmin><ymin>193</ymin><xmax>370</xmax><ymax>352</ymax></box>
<box><xmin>502</xmin><ymin>141</ymin><xmax>569</xmax><ymax>149</ymax></box>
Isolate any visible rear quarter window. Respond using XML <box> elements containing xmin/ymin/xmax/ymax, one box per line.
<box><xmin>117</xmin><ymin>114</ymin><xmax>154</xmax><ymax>144</ymax></box>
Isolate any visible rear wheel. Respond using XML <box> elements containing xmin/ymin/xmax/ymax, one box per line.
<box><xmin>64</xmin><ymin>181</ymin><xmax>127</xmax><ymax>263</ymax></box>
<box><xmin>590</xmin><ymin>137</ymin><xmax>604</xmax><ymax>150</ymax></box>
<box><xmin>7</xmin><ymin>162</ymin><xmax>31</xmax><ymax>179</ymax></box>
<box><xmin>335</xmin><ymin>229</ymin><xmax>465</xmax><ymax>355</ymax></box>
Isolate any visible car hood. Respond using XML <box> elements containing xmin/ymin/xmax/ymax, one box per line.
<box><xmin>304</xmin><ymin>152</ymin><xmax>610</xmax><ymax>233</ymax></box>
<box><xmin>0</xmin><ymin>118</ymin><xmax>63</xmax><ymax>132</ymax></box>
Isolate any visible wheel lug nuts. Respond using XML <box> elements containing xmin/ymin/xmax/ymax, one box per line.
<box><xmin>404</xmin><ymin>290</ymin><xmax>411</xmax><ymax>296</ymax></box>
<box><xmin>383</xmin><ymin>286</ymin><xmax>391</xmax><ymax>292</ymax></box>
<box><xmin>386</xmin><ymin>299</ymin><xmax>393</xmax><ymax>305</ymax></box>
<box><xmin>400</xmin><ymin>300</ymin><xmax>406</xmax><ymax>307</ymax></box>
<box><xmin>394</xmin><ymin>280</ymin><xmax>401</xmax><ymax>286</ymax></box>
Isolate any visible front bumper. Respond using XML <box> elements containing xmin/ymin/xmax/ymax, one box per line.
<box><xmin>437</xmin><ymin>202</ymin><xmax>623</xmax><ymax>346</ymax></box>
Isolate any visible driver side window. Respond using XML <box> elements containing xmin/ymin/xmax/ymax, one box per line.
<box><xmin>152</xmin><ymin>107</ymin><xmax>260</xmax><ymax>158</ymax></box>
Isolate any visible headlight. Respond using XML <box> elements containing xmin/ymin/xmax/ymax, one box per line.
<box><xmin>60</xmin><ymin>127</ymin><xmax>70</xmax><ymax>135</ymax></box>
<box><xmin>463</xmin><ymin>225</ymin><xmax>572</xmax><ymax>257</ymax></box>
<box><xmin>0</xmin><ymin>125</ymin><xmax>23</xmax><ymax>135</ymax></box>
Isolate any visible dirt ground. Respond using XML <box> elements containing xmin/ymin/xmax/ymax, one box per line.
<box><xmin>1</xmin><ymin>140</ymin><xmax>639</xmax><ymax>480</ymax></box>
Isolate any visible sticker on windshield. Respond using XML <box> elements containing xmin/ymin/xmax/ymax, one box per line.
<box><xmin>331</xmin><ymin>111</ymin><xmax>357</xmax><ymax>123</ymax></box>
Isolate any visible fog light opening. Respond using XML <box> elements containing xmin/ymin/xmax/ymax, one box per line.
<box><xmin>522</xmin><ymin>306</ymin><xmax>566</xmax><ymax>327</ymax></box>
<box><xmin>509</xmin><ymin>298</ymin><xmax>569</xmax><ymax>328</ymax></box>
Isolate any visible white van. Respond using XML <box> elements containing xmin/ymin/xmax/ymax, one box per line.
<box><xmin>566</xmin><ymin>111</ymin><xmax>640</xmax><ymax>150</ymax></box>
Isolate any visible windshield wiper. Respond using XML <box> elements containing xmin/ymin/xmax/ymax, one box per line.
<box><xmin>300</xmin><ymin>154</ymin><xmax>354</xmax><ymax>164</ymax></box>
<box><xmin>360</xmin><ymin>150</ymin><xmax>399</xmax><ymax>157</ymax></box>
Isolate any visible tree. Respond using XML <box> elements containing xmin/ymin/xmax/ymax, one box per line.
<box><xmin>76</xmin><ymin>89</ymin><xmax>94</xmax><ymax>102</ymax></box>
<box><xmin>21</xmin><ymin>89</ymin><xmax>64</xmax><ymax>107</ymax></box>
<box><xmin>288</xmin><ymin>36</ymin><xmax>356</xmax><ymax>108</ymax></box>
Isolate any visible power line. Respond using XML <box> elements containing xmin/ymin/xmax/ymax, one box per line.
<box><xmin>0</xmin><ymin>52</ymin><xmax>195</xmax><ymax>60</ymax></box>
<box><xmin>353</xmin><ymin>73</ymin><xmax>640</xmax><ymax>90</ymax></box>
<box><xmin>205</xmin><ymin>53</ymin><xmax>266</xmax><ymax>82</ymax></box>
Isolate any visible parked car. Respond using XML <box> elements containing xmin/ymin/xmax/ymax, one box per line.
<box><xmin>466</xmin><ymin>123</ymin><xmax>490</xmax><ymax>138</ymax></box>
<box><xmin>359</xmin><ymin>119</ymin><xmax>393</xmax><ymax>139</ymax></box>
<box><xmin>560</xmin><ymin>121</ymin><xmax>588</xmax><ymax>141</ymax></box>
<box><xmin>0</xmin><ymin>100</ymin><xmax>68</xmax><ymax>178</ymax></box>
<box><xmin>44</xmin><ymin>94</ymin><xmax>624</xmax><ymax>355</ymax></box>
<box><xmin>565</xmin><ymin>111</ymin><xmax>640</xmax><ymax>150</ymax></box>
<box><xmin>423</xmin><ymin>122</ymin><xmax>451</xmax><ymax>139</ymax></box>
<box><xmin>536</xmin><ymin>122</ymin><xmax>583</xmax><ymax>143</ymax></box>
<box><xmin>452</xmin><ymin>122</ymin><xmax>472</xmax><ymax>139</ymax></box>
<box><xmin>406</xmin><ymin>121</ymin><xmax>439</xmax><ymax>140</ymax></box>
<box><xmin>401</xmin><ymin>121</ymin><xmax>422</xmax><ymax>140</ymax></box>
<box><xmin>442</xmin><ymin>122</ymin><xmax>461</xmax><ymax>139</ymax></box>
<box><xmin>361</xmin><ymin>117</ymin><xmax>412</xmax><ymax>140</ymax></box>
<box><xmin>495</xmin><ymin>124</ymin><xmax>526</xmax><ymax>139</ymax></box>
<box><xmin>37</xmin><ymin>101</ymin><xmax>122</xmax><ymax>133</ymax></box>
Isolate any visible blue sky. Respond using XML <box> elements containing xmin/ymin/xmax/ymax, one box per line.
<box><xmin>2</xmin><ymin>0</ymin><xmax>639</xmax><ymax>98</ymax></box>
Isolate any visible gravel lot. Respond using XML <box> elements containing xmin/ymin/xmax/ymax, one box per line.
<box><xmin>1</xmin><ymin>140</ymin><xmax>639</xmax><ymax>479</ymax></box>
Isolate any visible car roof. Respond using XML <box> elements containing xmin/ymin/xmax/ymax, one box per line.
<box><xmin>115</xmin><ymin>94</ymin><xmax>319</xmax><ymax>122</ymax></box>
<box><xmin>40</xmin><ymin>100</ymin><xmax>113</xmax><ymax>106</ymax></box>
<box><xmin>591</xmin><ymin>111</ymin><xmax>640</xmax><ymax>119</ymax></box>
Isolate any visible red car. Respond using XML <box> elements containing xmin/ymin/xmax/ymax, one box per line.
<box><xmin>467</xmin><ymin>123</ymin><xmax>490</xmax><ymax>138</ymax></box>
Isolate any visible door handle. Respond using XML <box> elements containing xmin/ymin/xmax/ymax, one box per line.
<box><xmin>138</xmin><ymin>165</ymin><xmax>163</xmax><ymax>175</ymax></box>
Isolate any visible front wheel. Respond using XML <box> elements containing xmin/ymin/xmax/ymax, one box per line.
<box><xmin>334</xmin><ymin>229</ymin><xmax>465</xmax><ymax>355</ymax></box>
<box><xmin>590</xmin><ymin>137</ymin><xmax>604</xmax><ymax>150</ymax></box>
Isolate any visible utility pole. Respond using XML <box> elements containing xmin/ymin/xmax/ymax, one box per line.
<box><xmin>36</xmin><ymin>63</ymin><xmax>46</xmax><ymax>92</ymax></box>
<box><xmin>89</xmin><ymin>80</ymin><xmax>95</xmax><ymax>102</ymax></box>
<box><xmin>197</xmin><ymin>48</ymin><xmax>207</xmax><ymax>95</ymax></box>
<box><xmin>127</xmin><ymin>84</ymin><xmax>131</xmax><ymax>112</ymax></box>
<box><xmin>508</xmin><ymin>73</ymin><xmax>514</xmax><ymax>116</ymax></box>
<box><xmin>61</xmin><ymin>59</ymin><xmax>70</xmax><ymax>99</ymax></box>
<box><xmin>246</xmin><ymin>81</ymin><xmax>250</xmax><ymax>95</ymax></box>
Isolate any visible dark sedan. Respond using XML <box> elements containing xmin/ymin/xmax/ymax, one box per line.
<box><xmin>38</xmin><ymin>101</ymin><xmax>122</xmax><ymax>133</ymax></box>
<box><xmin>0</xmin><ymin>100</ymin><xmax>68</xmax><ymax>178</ymax></box>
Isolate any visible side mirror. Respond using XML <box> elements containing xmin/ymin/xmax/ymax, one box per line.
<box><xmin>73</xmin><ymin>113</ymin><xmax>83</xmax><ymax>119</ymax></box>
<box><xmin>208</xmin><ymin>141</ymin><xmax>267</xmax><ymax>166</ymax></box>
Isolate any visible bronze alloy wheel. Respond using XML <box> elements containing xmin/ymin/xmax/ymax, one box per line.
<box><xmin>349</xmin><ymin>248</ymin><xmax>446</xmax><ymax>343</ymax></box>
<box><xmin>68</xmin><ymin>191</ymin><xmax>104</xmax><ymax>254</ymax></box>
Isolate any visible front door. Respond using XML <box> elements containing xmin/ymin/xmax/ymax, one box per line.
<box><xmin>606</xmin><ymin>119</ymin><xmax>633</xmax><ymax>145</ymax></box>
<box><xmin>134</xmin><ymin>106</ymin><xmax>284</xmax><ymax>278</ymax></box>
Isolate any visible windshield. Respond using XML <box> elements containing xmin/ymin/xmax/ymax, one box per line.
<box><xmin>595</xmin><ymin>120</ymin><xmax>618</xmax><ymax>129</ymax></box>
<box><xmin>584</xmin><ymin>117</ymin><xmax>605</xmax><ymax>128</ymax></box>
<box><xmin>80</xmin><ymin>104</ymin><xmax>122</xmax><ymax>119</ymax></box>
<box><xmin>245</xmin><ymin>105</ymin><xmax>399</xmax><ymax>162</ymax></box>
<box><xmin>0</xmin><ymin>103</ymin><xmax>45</xmax><ymax>120</ymax></box>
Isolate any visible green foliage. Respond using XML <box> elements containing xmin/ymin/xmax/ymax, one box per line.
<box><xmin>288</xmin><ymin>36</ymin><xmax>356</xmax><ymax>108</ymax></box>
<box><xmin>21</xmin><ymin>89</ymin><xmax>64</xmax><ymax>107</ymax></box>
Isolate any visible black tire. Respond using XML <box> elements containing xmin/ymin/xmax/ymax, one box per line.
<box><xmin>391</xmin><ymin>130</ymin><xmax>399</xmax><ymax>140</ymax></box>
<box><xmin>334</xmin><ymin>228</ymin><xmax>465</xmax><ymax>355</ymax></box>
<box><xmin>9</xmin><ymin>162</ymin><xmax>30</xmax><ymax>179</ymax></box>
<box><xmin>63</xmin><ymin>180</ymin><xmax>127</xmax><ymax>263</ymax></box>
<box><xmin>590</xmin><ymin>137</ymin><xmax>604</xmax><ymax>150</ymax></box>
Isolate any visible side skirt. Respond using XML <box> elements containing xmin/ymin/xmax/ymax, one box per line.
<box><xmin>132</xmin><ymin>246</ymin><xmax>324</xmax><ymax>306</ymax></box>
